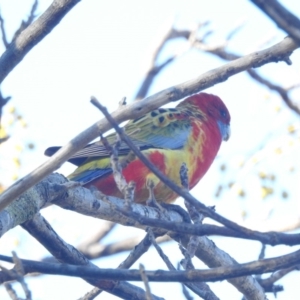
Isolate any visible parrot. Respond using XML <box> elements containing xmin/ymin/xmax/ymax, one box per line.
<box><xmin>45</xmin><ymin>93</ymin><xmax>230</xmax><ymax>204</ymax></box>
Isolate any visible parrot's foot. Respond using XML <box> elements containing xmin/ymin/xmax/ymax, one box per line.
<box><xmin>146</xmin><ymin>179</ymin><xmax>168</xmax><ymax>213</ymax></box>
<box><xmin>146</xmin><ymin>196</ymin><xmax>167</xmax><ymax>213</ymax></box>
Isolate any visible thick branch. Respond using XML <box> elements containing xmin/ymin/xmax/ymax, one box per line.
<box><xmin>2</xmin><ymin>173</ymin><xmax>300</xmax><ymax>247</ymax></box>
<box><xmin>1</xmin><ymin>248</ymin><xmax>299</xmax><ymax>283</ymax></box>
<box><xmin>0</xmin><ymin>36</ymin><xmax>298</xmax><ymax>212</ymax></box>
<box><xmin>0</xmin><ymin>173</ymin><xmax>187</xmax><ymax>237</ymax></box>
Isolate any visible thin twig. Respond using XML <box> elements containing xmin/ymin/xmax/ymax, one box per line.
<box><xmin>258</xmin><ymin>244</ymin><xmax>266</xmax><ymax>260</ymax></box>
<box><xmin>139</xmin><ymin>264</ymin><xmax>153</xmax><ymax>300</ymax></box>
<box><xmin>11</xmin><ymin>252</ymin><xmax>32</xmax><ymax>300</ymax></box>
<box><xmin>148</xmin><ymin>229</ymin><xmax>220</xmax><ymax>300</ymax></box>
<box><xmin>4</xmin><ymin>282</ymin><xmax>19</xmax><ymax>300</ymax></box>
<box><xmin>148</xmin><ymin>229</ymin><xmax>175</xmax><ymax>270</ymax></box>
<box><xmin>181</xmin><ymin>281</ymin><xmax>194</xmax><ymax>300</ymax></box>
<box><xmin>259</xmin><ymin>264</ymin><xmax>299</xmax><ymax>295</ymax></box>
<box><xmin>78</xmin><ymin>231</ymin><xmax>160</xmax><ymax>299</ymax></box>
<box><xmin>174</xmin><ymin>25</ymin><xmax>300</xmax><ymax>115</ymax></box>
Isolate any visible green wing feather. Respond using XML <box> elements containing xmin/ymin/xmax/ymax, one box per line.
<box><xmin>45</xmin><ymin>107</ymin><xmax>194</xmax><ymax>166</ymax></box>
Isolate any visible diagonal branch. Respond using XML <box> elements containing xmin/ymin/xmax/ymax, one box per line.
<box><xmin>21</xmin><ymin>213</ymin><xmax>163</xmax><ymax>300</ymax></box>
<box><xmin>173</xmin><ymin>23</ymin><xmax>300</xmax><ymax>115</ymax></box>
<box><xmin>134</xmin><ymin>20</ymin><xmax>209</xmax><ymax>101</ymax></box>
<box><xmin>11</xmin><ymin>0</ymin><xmax>39</xmax><ymax>43</ymax></box>
<box><xmin>79</xmin><ymin>231</ymin><xmax>159</xmax><ymax>299</ymax></box>
<box><xmin>89</xmin><ymin>97</ymin><xmax>298</xmax><ymax>245</ymax></box>
<box><xmin>250</xmin><ymin>0</ymin><xmax>300</xmax><ymax>43</ymax></box>
<box><xmin>0</xmin><ymin>36</ymin><xmax>298</xmax><ymax>212</ymax></box>
<box><xmin>206</xmin><ymin>48</ymin><xmax>300</xmax><ymax>115</ymax></box>
<box><xmin>258</xmin><ymin>264</ymin><xmax>298</xmax><ymax>294</ymax></box>
<box><xmin>148</xmin><ymin>229</ymin><xmax>219</xmax><ymax>300</ymax></box>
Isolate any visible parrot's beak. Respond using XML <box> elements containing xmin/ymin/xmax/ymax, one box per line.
<box><xmin>217</xmin><ymin>121</ymin><xmax>231</xmax><ymax>142</ymax></box>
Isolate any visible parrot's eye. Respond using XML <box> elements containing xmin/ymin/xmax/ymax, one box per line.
<box><xmin>220</xmin><ymin>109</ymin><xmax>227</xmax><ymax>118</ymax></box>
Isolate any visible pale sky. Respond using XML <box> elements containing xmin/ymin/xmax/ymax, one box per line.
<box><xmin>0</xmin><ymin>0</ymin><xmax>300</xmax><ymax>299</ymax></box>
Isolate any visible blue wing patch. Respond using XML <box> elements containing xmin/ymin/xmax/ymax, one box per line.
<box><xmin>69</xmin><ymin>168</ymin><xmax>112</xmax><ymax>184</ymax></box>
<box><xmin>145</xmin><ymin>129</ymin><xmax>190</xmax><ymax>149</ymax></box>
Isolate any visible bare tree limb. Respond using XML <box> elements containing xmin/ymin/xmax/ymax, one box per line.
<box><xmin>250</xmin><ymin>0</ymin><xmax>300</xmax><ymax>43</ymax></box>
<box><xmin>1</xmin><ymin>252</ymin><xmax>32</xmax><ymax>300</ymax></box>
<box><xmin>1</xmin><ymin>248</ymin><xmax>299</xmax><ymax>284</ymax></box>
<box><xmin>0</xmin><ymin>173</ymin><xmax>293</xmax><ymax>298</ymax></box>
<box><xmin>0</xmin><ymin>0</ymin><xmax>81</xmax><ymax>84</ymax></box>
<box><xmin>248</xmin><ymin>68</ymin><xmax>300</xmax><ymax>114</ymax></box>
<box><xmin>170</xmin><ymin>23</ymin><xmax>300</xmax><ymax>115</ymax></box>
<box><xmin>206</xmin><ymin>48</ymin><xmax>300</xmax><ymax>115</ymax></box>
<box><xmin>258</xmin><ymin>264</ymin><xmax>299</xmax><ymax>294</ymax></box>
<box><xmin>134</xmin><ymin>19</ymin><xmax>174</xmax><ymax>101</ymax></box>
<box><xmin>149</xmin><ymin>229</ymin><xmax>219</xmax><ymax>300</ymax></box>
<box><xmin>2</xmin><ymin>173</ymin><xmax>300</xmax><ymax>247</ymax></box>
<box><xmin>3</xmin><ymin>282</ymin><xmax>19</xmax><ymax>300</ymax></box>
<box><xmin>0</xmin><ymin>36</ymin><xmax>298</xmax><ymax>212</ymax></box>
<box><xmin>134</xmin><ymin>20</ymin><xmax>207</xmax><ymax>101</ymax></box>
<box><xmin>84</xmin><ymin>100</ymin><xmax>286</xmax><ymax>298</ymax></box>
<box><xmin>21</xmin><ymin>213</ymin><xmax>163</xmax><ymax>300</ymax></box>
<box><xmin>78</xmin><ymin>231</ymin><xmax>161</xmax><ymax>299</ymax></box>
<box><xmin>171</xmin><ymin>233</ymin><xmax>264</xmax><ymax>299</ymax></box>
<box><xmin>88</xmin><ymin>97</ymin><xmax>300</xmax><ymax>246</ymax></box>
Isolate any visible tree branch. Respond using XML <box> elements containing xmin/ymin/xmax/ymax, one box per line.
<box><xmin>0</xmin><ymin>36</ymin><xmax>298</xmax><ymax>212</ymax></box>
<box><xmin>2</xmin><ymin>173</ymin><xmax>300</xmax><ymax>247</ymax></box>
<box><xmin>1</xmin><ymin>248</ymin><xmax>299</xmax><ymax>283</ymax></box>
<box><xmin>206</xmin><ymin>48</ymin><xmax>300</xmax><ymax>115</ymax></box>
<box><xmin>0</xmin><ymin>0</ymin><xmax>81</xmax><ymax>84</ymax></box>
<box><xmin>250</xmin><ymin>0</ymin><xmax>300</xmax><ymax>43</ymax></box>
<box><xmin>88</xmin><ymin>97</ymin><xmax>300</xmax><ymax>245</ymax></box>
<box><xmin>21</xmin><ymin>213</ymin><xmax>163</xmax><ymax>300</ymax></box>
